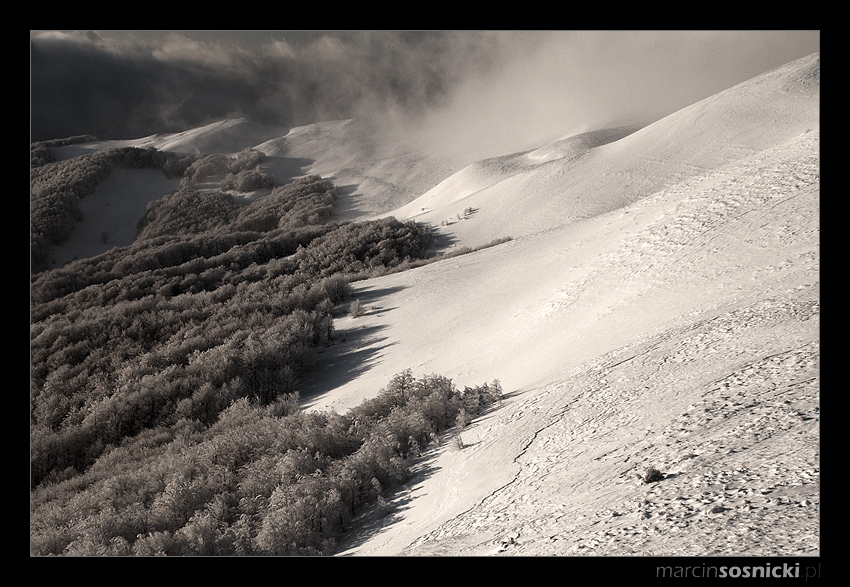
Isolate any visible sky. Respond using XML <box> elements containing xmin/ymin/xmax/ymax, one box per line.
<box><xmin>30</xmin><ymin>30</ymin><xmax>819</xmax><ymax>158</ymax></box>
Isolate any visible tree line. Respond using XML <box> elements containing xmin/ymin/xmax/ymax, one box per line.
<box><xmin>30</xmin><ymin>371</ymin><xmax>502</xmax><ymax>555</ymax></box>
<box><xmin>31</xmin><ymin>173</ymin><xmax>434</xmax><ymax>488</ymax></box>
<box><xmin>30</xmin><ymin>139</ymin><xmax>505</xmax><ymax>555</ymax></box>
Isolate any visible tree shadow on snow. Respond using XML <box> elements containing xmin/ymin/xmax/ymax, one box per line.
<box><xmin>299</xmin><ymin>283</ymin><xmax>410</xmax><ymax>410</ymax></box>
<box><xmin>329</xmin><ymin>183</ymin><xmax>371</xmax><ymax>221</ymax></box>
<box><xmin>428</xmin><ymin>229</ymin><xmax>460</xmax><ymax>257</ymax></box>
<box><xmin>299</xmin><ymin>324</ymin><xmax>396</xmax><ymax>410</ymax></box>
<box><xmin>263</xmin><ymin>155</ymin><xmax>314</xmax><ymax>185</ymax></box>
<box><xmin>334</xmin><ymin>459</ymin><xmax>442</xmax><ymax>555</ymax></box>
<box><xmin>349</xmin><ymin>283</ymin><xmax>406</xmax><ymax>310</ymax></box>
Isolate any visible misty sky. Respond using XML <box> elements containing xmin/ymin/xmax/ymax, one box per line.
<box><xmin>30</xmin><ymin>30</ymin><xmax>819</xmax><ymax>158</ymax></box>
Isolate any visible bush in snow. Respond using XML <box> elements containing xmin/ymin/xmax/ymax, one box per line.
<box><xmin>220</xmin><ymin>169</ymin><xmax>275</xmax><ymax>192</ymax></box>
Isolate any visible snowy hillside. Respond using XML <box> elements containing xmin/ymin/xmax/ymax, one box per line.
<box><xmin>40</xmin><ymin>53</ymin><xmax>819</xmax><ymax>557</ymax></box>
<box><xmin>386</xmin><ymin>53</ymin><xmax>819</xmax><ymax>250</ymax></box>
<box><xmin>312</xmin><ymin>53</ymin><xmax>820</xmax><ymax>556</ymax></box>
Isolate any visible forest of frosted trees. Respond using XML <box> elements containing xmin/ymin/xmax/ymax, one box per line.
<box><xmin>30</xmin><ymin>141</ymin><xmax>503</xmax><ymax>555</ymax></box>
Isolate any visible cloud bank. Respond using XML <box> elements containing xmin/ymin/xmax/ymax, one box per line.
<box><xmin>30</xmin><ymin>30</ymin><xmax>819</xmax><ymax>158</ymax></box>
<box><xmin>30</xmin><ymin>31</ymin><xmax>499</xmax><ymax>141</ymax></box>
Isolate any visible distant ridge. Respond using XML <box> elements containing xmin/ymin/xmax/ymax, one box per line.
<box><xmin>385</xmin><ymin>53</ymin><xmax>820</xmax><ymax>249</ymax></box>
<box><xmin>50</xmin><ymin>118</ymin><xmax>290</xmax><ymax>161</ymax></box>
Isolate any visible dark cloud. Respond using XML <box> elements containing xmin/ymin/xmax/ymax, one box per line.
<box><xmin>29</xmin><ymin>30</ymin><xmax>502</xmax><ymax>142</ymax></box>
<box><xmin>30</xmin><ymin>30</ymin><xmax>819</xmax><ymax>157</ymax></box>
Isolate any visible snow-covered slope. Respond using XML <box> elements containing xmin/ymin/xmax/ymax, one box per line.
<box><xmin>255</xmin><ymin>118</ymin><xmax>467</xmax><ymax>222</ymax></box>
<box><xmin>300</xmin><ymin>53</ymin><xmax>819</xmax><ymax>556</ymax></box>
<box><xmin>51</xmin><ymin>117</ymin><xmax>291</xmax><ymax>159</ymax></box>
<box><xmin>386</xmin><ymin>53</ymin><xmax>820</xmax><ymax>250</ymax></box>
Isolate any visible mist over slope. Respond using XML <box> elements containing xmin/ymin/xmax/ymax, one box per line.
<box><xmin>32</xmin><ymin>52</ymin><xmax>819</xmax><ymax>557</ymax></box>
<box><xmin>387</xmin><ymin>53</ymin><xmax>820</xmax><ymax>249</ymax></box>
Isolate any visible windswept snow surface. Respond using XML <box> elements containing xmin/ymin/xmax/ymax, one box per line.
<box><xmin>386</xmin><ymin>54</ymin><xmax>820</xmax><ymax>251</ymax></box>
<box><xmin>304</xmin><ymin>54</ymin><xmax>820</xmax><ymax>556</ymax></box>
<box><xmin>310</xmin><ymin>128</ymin><xmax>819</xmax><ymax>557</ymax></box>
